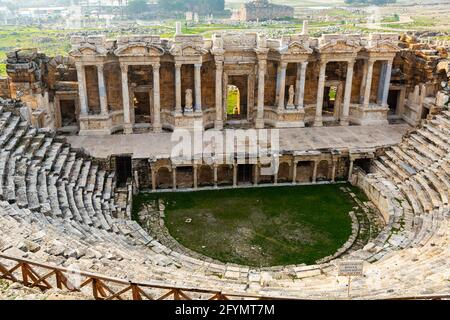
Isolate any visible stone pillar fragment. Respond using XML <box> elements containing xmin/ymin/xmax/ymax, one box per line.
<box><xmin>381</xmin><ymin>61</ymin><xmax>393</xmax><ymax>107</ymax></box>
<box><xmin>76</xmin><ymin>63</ymin><xmax>88</xmax><ymax>115</ymax></box>
<box><xmin>120</xmin><ymin>63</ymin><xmax>132</xmax><ymax>134</ymax></box>
<box><xmin>256</xmin><ymin>59</ymin><xmax>266</xmax><ymax>129</ymax></box>
<box><xmin>214</xmin><ymin>61</ymin><xmax>223</xmax><ymax>130</ymax></box>
<box><xmin>363</xmin><ymin>60</ymin><xmax>375</xmax><ymax>108</ymax></box>
<box><xmin>152</xmin><ymin>63</ymin><xmax>162</xmax><ymax>132</ymax></box>
<box><xmin>97</xmin><ymin>64</ymin><xmax>108</xmax><ymax>115</ymax></box>
<box><xmin>296</xmin><ymin>61</ymin><xmax>308</xmax><ymax>109</ymax></box>
<box><xmin>341</xmin><ymin>60</ymin><xmax>355</xmax><ymax>126</ymax></box>
<box><xmin>314</xmin><ymin>61</ymin><xmax>327</xmax><ymax>127</ymax></box>
<box><xmin>277</xmin><ymin>62</ymin><xmax>288</xmax><ymax>110</ymax></box>
<box><xmin>194</xmin><ymin>63</ymin><xmax>202</xmax><ymax>112</ymax></box>
<box><xmin>175</xmin><ymin>63</ymin><xmax>182</xmax><ymax>114</ymax></box>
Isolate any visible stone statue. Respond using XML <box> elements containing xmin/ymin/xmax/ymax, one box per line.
<box><xmin>185</xmin><ymin>89</ymin><xmax>193</xmax><ymax>112</ymax></box>
<box><xmin>286</xmin><ymin>85</ymin><xmax>295</xmax><ymax>109</ymax></box>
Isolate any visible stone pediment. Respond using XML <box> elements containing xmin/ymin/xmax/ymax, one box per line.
<box><xmin>70</xmin><ymin>44</ymin><xmax>108</xmax><ymax>57</ymax></box>
<box><xmin>319</xmin><ymin>40</ymin><xmax>361</xmax><ymax>54</ymax></box>
<box><xmin>114</xmin><ymin>43</ymin><xmax>164</xmax><ymax>57</ymax></box>
<box><xmin>170</xmin><ymin>43</ymin><xmax>207</xmax><ymax>57</ymax></box>
<box><xmin>279</xmin><ymin>41</ymin><xmax>313</xmax><ymax>55</ymax></box>
<box><xmin>367</xmin><ymin>41</ymin><xmax>401</xmax><ymax>53</ymax></box>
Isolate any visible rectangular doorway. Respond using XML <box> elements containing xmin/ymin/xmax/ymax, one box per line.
<box><xmin>323</xmin><ymin>85</ymin><xmax>337</xmax><ymax>118</ymax></box>
<box><xmin>227</xmin><ymin>75</ymin><xmax>248</xmax><ymax>121</ymax></box>
<box><xmin>238</xmin><ymin>164</ymin><xmax>253</xmax><ymax>184</ymax></box>
<box><xmin>60</xmin><ymin>99</ymin><xmax>77</xmax><ymax>127</ymax></box>
<box><xmin>115</xmin><ymin>155</ymin><xmax>132</xmax><ymax>188</ymax></box>
<box><xmin>387</xmin><ymin>90</ymin><xmax>399</xmax><ymax>116</ymax></box>
<box><xmin>133</xmin><ymin>91</ymin><xmax>151</xmax><ymax>124</ymax></box>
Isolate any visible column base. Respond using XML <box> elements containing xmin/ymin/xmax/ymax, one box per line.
<box><xmin>123</xmin><ymin>123</ymin><xmax>133</xmax><ymax>134</ymax></box>
<box><xmin>340</xmin><ymin>118</ymin><xmax>349</xmax><ymax>126</ymax></box>
<box><xmin>255</xmin><ymin>118</ymin><xmax>264</xmax><ymax>129</ymax></box>
<box><xmin>313</xmin><ymin>117</ymin><xmax>323</xmax><ymax>127</ymax></box>
<box><xmin>153</xmin><ymin>124</ymin><xmax>162</xmax><ymax>133</ymax></box>
<box><xmin>214</xmin><ymin>120</ymin><xmax>223</xmax><ymax>130</ymax></box>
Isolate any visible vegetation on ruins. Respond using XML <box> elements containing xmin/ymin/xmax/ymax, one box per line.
<box><xmin>133</xmin><ymin>184</ymin><xmax>361</xmax><ymax>266</ymax></box>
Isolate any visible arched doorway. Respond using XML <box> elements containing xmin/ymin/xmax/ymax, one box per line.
<box><xmin>317</xmin><ymin>160</ymin><xmax>330</xmax><ymax>181</ymax></box>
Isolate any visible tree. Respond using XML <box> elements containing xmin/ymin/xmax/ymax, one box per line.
<box><xmin>157</xmin><ymin>0</ymin><xmax>225</xmax><ymax>14</ymax></box>
<box><xmin>344</xmin><ymin>0</ymin><xmax>396</xmax><ymax>4</ymax></box>
<box><xmin>128</xmin><ymin>0</ymin><xmax>149</xmax><ymax>15</ymax></box>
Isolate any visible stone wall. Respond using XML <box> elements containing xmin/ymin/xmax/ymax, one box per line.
<box><xmin>240</xmin><ymin>0</ymin><xmax>294</xmax><ymax>21</ymax></box>
<box><xmin>0</xmin><ymin>78</ymin><xmax>10</xmax><ymax>98</ymax></box>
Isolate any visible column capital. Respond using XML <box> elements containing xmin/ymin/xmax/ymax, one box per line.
<box><xmin>175</xmin><ymin>62</ymin><xmax>183</xmax><ymax>68</ymax></box>
<box><xmin>347</xmin><ymin>60</ymin><xmax>355</xmax><ymax>68</ymax></box>
<box><xmin>301</xmin><ymin>61</ymin><xmax>309</xmax><ymax>67</ymax></box>
<box><xmin>215</xmin><ymin>61</ymin><xmax>223</xmax><ymax>69</ymax></box>
<box><xmin>97</xmin><ymin>63</ymin><xmax>104</xmax><ymax>72</ymax></box>
<box><xmin>75</xmin><ymin>62</ymin><xmax>84</xmax><ymax>70</ymax></box>
<box><xmin>319</xmin><ymin>60</ymin><xmax>328</xmax><ymax>68</ymax></box>
<box><xmin>120</xmin><ymin>63</ymin><xmax>128</xmax><ymax>73</ymax></box>
<box><xmin>152</xmin><ymin>63</ymin><xmax>161</xmax><ymax>70</ymax></box>
<box><xmin>280</xmin><ymin>61</ymin><xmax>288</xmax><ymax>69</ymax></box>
<box><xmin>194</xmin><ymin>63</ymin><xmax>202</xmax><ymax>68</ymax></box>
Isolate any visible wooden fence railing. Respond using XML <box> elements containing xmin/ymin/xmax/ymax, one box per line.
<box><xmin>0</xmin><ymin>254</ymin><xmax>280</xmax><ymax>300</ymax></box>
<box><xmin>1</xmin><ymin>254</ymin><xmax>448</xmax><ymax>300</ymax></box>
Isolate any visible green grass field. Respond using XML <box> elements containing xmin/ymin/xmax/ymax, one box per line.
<box><xmin>133</xmin><ymin>184</ymin><xmax>363</xmax><ymax>267</ymax></box>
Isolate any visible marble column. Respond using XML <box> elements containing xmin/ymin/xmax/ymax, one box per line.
<box><xmin>233</xmin><ymin>162</ymin><xmax>237</xmax><ymax>187</ymax></box>
<box><xmin>253</xmin><ymin>164</ymin><xmax>259</xmax><ymax>186</ymax></box>
<box><xmin>172</xmin><ymin>166</ymin><xmax>177</xmax><ymax>190</ymax></box>
<box><xmin>275</xmin><ymin>64</ymin><xmax>282</xmax><ymax>106</ymax></box>
<box><xmin>331</xmin><ymin>161</ymin><xmax>337</xmax><ymax>182</ymax></box>
<box><xmin>150</xmin><ymin>165</ymin><xmax>156</xmax><ymax>191</ymax></box>
<box><xmin>75</xmin><ymin>63</ymin><xmax>88</xmax><ymax>115</ymax></box>
<box><xmin>341</xmin><ymin>60</ymin><xmax>355</xmax><ymax>126</ymax></box>
<box><xmin>292</xmin><ymin>161</ymin><xmax>297</xmax><ymax>184</ymax></box>
<box><xmin>152</xmin><ymin>63</ymin><xmax>162</xmax><ymax>133</ymax></box>
<box><xmin>277</xmin><ymin>62</ymin><xmax>288</xmax><ymax>110</ymax></box>
<box><xmin>194</xmin><ymin>63</ymin><xmax>202</xmax><ymax>112</ymax></box>
<box><xmin>175</xmin><ymin>63</ymin><xmax>182</xmax><ymax>114</ymax></box>
<box><xmin>120</xmin><ymin>63</ymin><xmax>132</xmax><ymax>134</ymax></box>
<box><xmin>312</xmin><ymin>160</ymin><xmax>318</xmax><ymax>183</ymax></box>
<box><xmin>363</xmin><ymin>59</ymin><xmax>375</xmax><ymax>108</ymax></box>
<box><xmin>348</xmin><ymin>160</ymin><xmax>354</xmax><ymax>181</ymax></box>
<box><xmin>193</xmin><ymin>165</ymin><xmax>198</xmax><ymax>189</ymax></box>
<box><xmin>381</xmin><ymin>60</ymin><xmax>393</xmax><ymax>106</ymax></box>
<box><xmin>213</xmin><ymin>164</ymin><xmax>218</xmax><ymax>188</ymax></box>
<box><xmin>315</xmin><ymin>61</ymin><xmax>327</xmax><ymax>127</ymax></box>
<box><xmin>97</xmin><ymin>64</ymin><xmax>108</xmax><ymax>115</ymax></box>
<box><xmin>256</xmin><ymin>59</ymin><xmax>266</xmax><ymax>129</ymax></box>
<box><xmin>295</xmin><ymin>61</ymin><xmax>308</xmax><ymax>109</ymax></box>
<box><xmin>214</xmin><ymin>61</ymin><xmax>223</xmax><ymax>130</ymax></box>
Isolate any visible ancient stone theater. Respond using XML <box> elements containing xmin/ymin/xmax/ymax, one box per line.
<box><xmin>0</xmin><ymin>28</ymin><xmax>449</xmax><ymax>299</ymax></box>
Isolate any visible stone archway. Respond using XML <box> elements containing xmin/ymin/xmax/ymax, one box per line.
<box><xmin>317</xmin><ymin>160</ymin><xmax>330</xmax><ymax>181</ymax></box>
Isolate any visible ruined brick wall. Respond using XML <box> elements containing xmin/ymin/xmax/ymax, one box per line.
<box><xmin>161</xmin><ymin>62</ymin><xmax>175</xmax><ymax>111</ymax></box>
<box><xmin>105</xmin><ymin>63</ymin><xmax>123</xmax><ymax>112</ymax></box>
<box><xmin>241</xmin><ymin>0</ymin><xmax>294</xmax><ymax>21</ymax></box>
<box><xmin>265</xmin><ymin>61</ymin><xmax>277</xmax><ymax>106</ymax></box>
<box><xmin>0</xmin><ymin>78</ymin><xmax>10</xmax><ymax>98</ymax></box>
<box><xmin>85</xmin><ymin>65</ymin><xmax>100</xmax><ymax>114</ymax></box>
<box><xmin>201</xmin><ymin>60</ymin><xmax>215</xmax><ymax>109</ymax></box>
